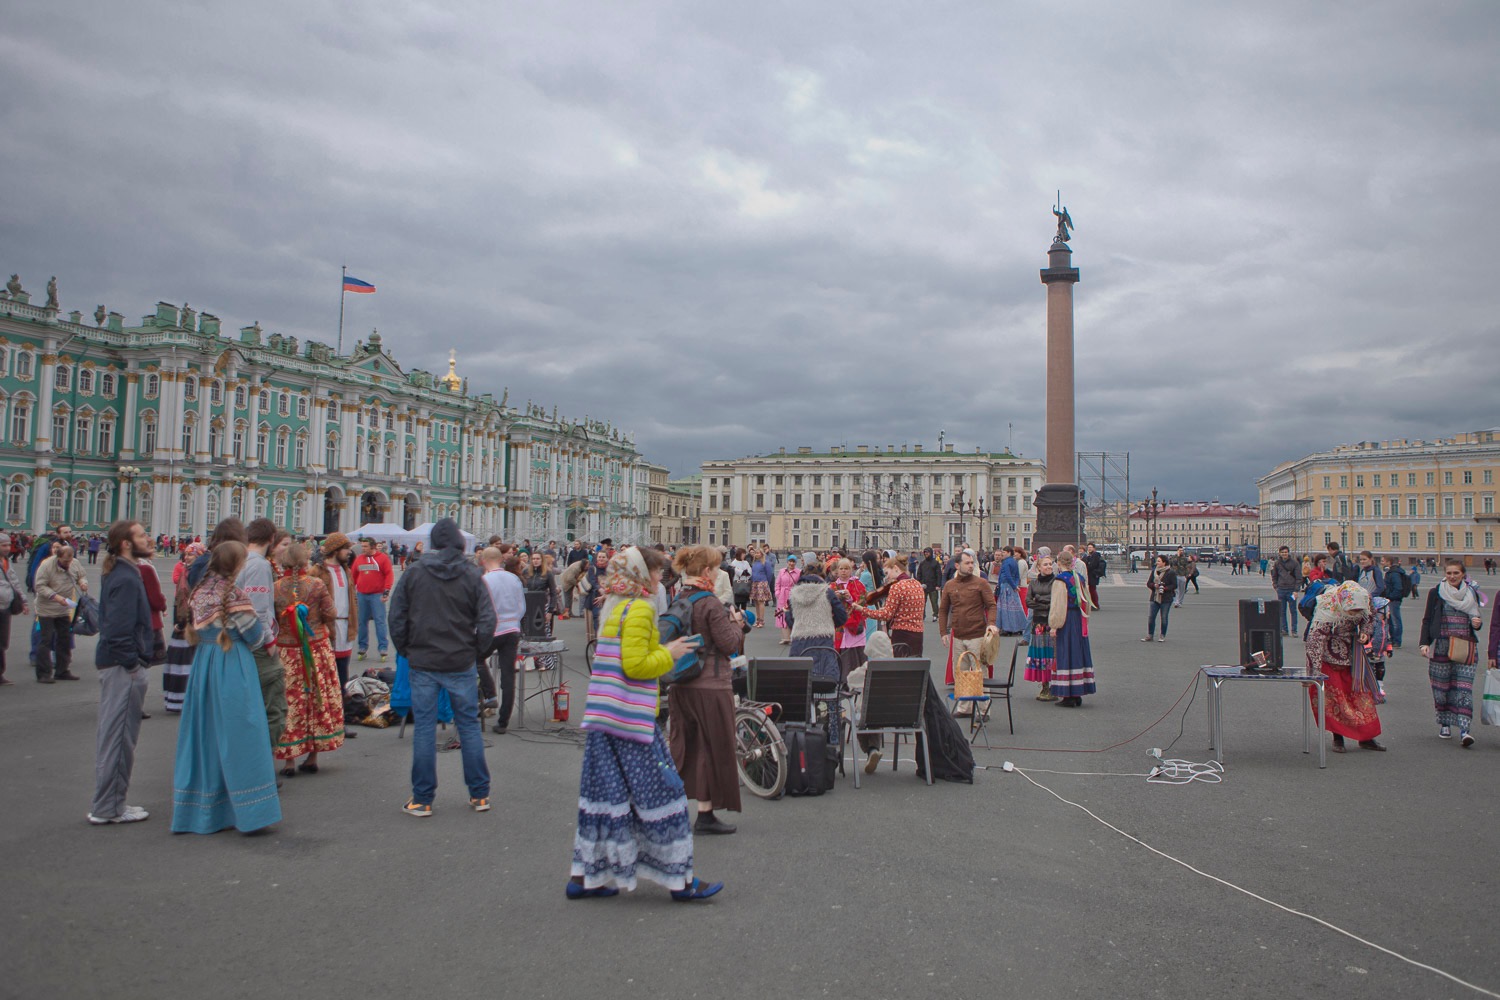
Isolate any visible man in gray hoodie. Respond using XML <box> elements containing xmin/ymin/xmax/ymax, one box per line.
<box><xmin>389</xmin><ymin>518</ymin><xmax>496</xmax><ymax>816</ymax></box>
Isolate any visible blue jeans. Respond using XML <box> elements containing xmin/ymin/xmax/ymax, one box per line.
<box><xmin>1147</xmin><ymin>600</ymin><xmax>1170</xmax><ymax>638</ymax></box>
<box><xmin>1388</xmin><ymin>601</ymin><xmax>1404</xmax><ymax>646</ymax></box>
<box><xmin>409</xmin><ymin>667</ymin><xmax>489</xmax><ymax>804</ymax></box>
<box><xmin>1276</xmin><ymin>590</ymin><xmax>1297</xmax><ymax>635</ymax></box>
<box><xmin>357</xmin><ymin>592</ymin><xmax>389</xmax><ymax>654</ymax></box>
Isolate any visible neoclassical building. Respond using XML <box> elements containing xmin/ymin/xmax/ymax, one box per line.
<box><xmin>0</xmin><ymin>276</ymin><xmax>650</xmax><ymax>543</ymax></box>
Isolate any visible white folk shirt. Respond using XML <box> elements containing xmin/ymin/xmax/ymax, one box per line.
<box><xmin>329</xmin><ymin>564</ymin><xmax>352</xmax><ymax>654</ymax></box>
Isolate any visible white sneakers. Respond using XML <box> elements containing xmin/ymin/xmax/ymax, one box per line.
<box><xmin>88</xmin><ymin>805</ymin><xmax>149</xmax><ymax>825</ymax></box>
<box><xmin>864</xmin><ymin>749</ymin><xmax>883</xmax><ymax>774</ymax></box>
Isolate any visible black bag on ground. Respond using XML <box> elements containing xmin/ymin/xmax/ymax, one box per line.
<box><xmin>915</xmin><ymin>677</ymin><xmax>975</xmax><ymax>783</ymax></box>
<box><xmin>782</xmin><ymin>724</ymin><xmax>837</xmax><ymax>797</ymax></box>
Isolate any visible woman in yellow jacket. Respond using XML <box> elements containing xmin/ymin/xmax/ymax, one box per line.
<box><xmin>569</xmin><ymin>546</ymin><xmax>724</xmax><ymax>902</ymax></box>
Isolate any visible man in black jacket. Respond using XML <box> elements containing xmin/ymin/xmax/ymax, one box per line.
<box><xmin>389</xmin><ymin>518</ymin><xmax>496</xmax><ymax>816</ymax></box>
<box><xmin>88</xmin><ymin>521</ymin><xmax>155</xmax><ymax>825</ymax></box>
<box><xmin>1271</xmin><ymin>546</ymin><xmax>1302</xmax><ymax>636</ymax></box>
<box><xmin>1083</xmin><ymin>543</ymin><xmax>1106</xmax><ymax>609</ymax></box>
<box><xmin>916</xmin><ymin>548</ymin><xmax>943</xmax><ymax>620</ymax></box>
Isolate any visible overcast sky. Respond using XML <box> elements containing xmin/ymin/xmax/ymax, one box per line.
<box><xmin>3</xmin><ymin>1</ymin><xmax>1496</xmax><ymax>502</ymax></box>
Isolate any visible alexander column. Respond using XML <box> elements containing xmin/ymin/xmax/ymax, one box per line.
<box><xmin>1033</xmin><ymin>204</ymin><xmax>1083</xmax><ymax>553</ymax></box>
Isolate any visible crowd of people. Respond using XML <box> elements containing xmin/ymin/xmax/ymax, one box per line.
<box><xmin>8</xmin><ymin>516</ymin><xmax>1498</xmax><ymax>905</ymax></box>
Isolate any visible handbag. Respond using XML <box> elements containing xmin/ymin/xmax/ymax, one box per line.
<box><xmin>70</xmin><ymin>594</ymin><xmax>101</xmax><ymax>637</ymax></box>
<box><xmin>7</xmin><ymin>593</ymin><xmax>21</xmax><ymax>615</ymax></box>
<box><xmin>954</xmin><ymin>650</ymin><xmax>985</xmax><ymax>699</ymax></box>
<box><xmin>1446</xmin><ymin>635</ymin><xmax>1476</xmax><ymax>666</ymax></box>
<box><xmin>580</xmin><ymin>601</ymin><xmax>659</xmax><ymax>744</ymax></box>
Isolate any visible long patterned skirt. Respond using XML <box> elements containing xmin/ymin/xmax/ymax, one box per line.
<box><xmin>1050</xmin><ymin>608</ymin><xmax>1097</xmax><ymax>699</ymax></box>
<box><xmin>1024</xmin><ymin>623</ymin><xmax>1054</xmax><ymax>683</ymax></box>
<box><xmin>572</xmin><ymin>727</ymin><xmax>694</xmax><ymax>891</ymax></box>
<box><xmin>162</xmin><ymin>630</ymin><xmax>194</xmax><ymax>713</ymax></box>
<box><xmin>1309</xmin><ymin>663</ymin><xmax>1382</xmax><ymax>740</ymax></box>
<box><xmin>749</xmin><ymin>581</ymin><xmax>773</xmax><ymax>604</ymax></box>
<box><xmin>275</xmin><ymin>638</ymin><xmax>346</xmax><ymax>760</ymax></box>
<box><xmin>997</xmin><ymin>583</ymin><xmax>1027</xmax><ymax>633</ymax></box>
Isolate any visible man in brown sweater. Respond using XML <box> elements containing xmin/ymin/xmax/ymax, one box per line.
<box><xmin>939</xmin><ymin>550</ymin><xmax>998</xmax><ymax>713</ymax></box>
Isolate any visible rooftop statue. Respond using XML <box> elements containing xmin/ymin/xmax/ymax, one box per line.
<box><xmin>1052</xmin><ymin>205</ymin><xmax>1074</xmax><ymax>245</ymax></box>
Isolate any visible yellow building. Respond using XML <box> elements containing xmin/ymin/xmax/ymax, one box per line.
<box><xmin>1127</xmin><ymin>501</ymin><xmax>1260</xmax><ymax>552</ymax></box>
<box><xmin>643</xmin><ymin>464</ymin><xmax>701</xmax><ymax>546</ymax></box>
<box><xmin>700</xmin><ymin>444</ymin><xmax>1045</xmax><ymax>554</ymax></box>
<box><xmin>1256</xmin><ymin>429</ymin><xmax>1500</xmax><ymax>563</ymax></box>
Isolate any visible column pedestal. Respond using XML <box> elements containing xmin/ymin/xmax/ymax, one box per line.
<box><xmin>1032</xmin><ymin>483</ymin><xmax>1084</xmax><ymax>555</ymax></box>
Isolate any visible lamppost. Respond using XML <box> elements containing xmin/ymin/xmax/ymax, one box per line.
<box><xmin>1338</xmin><ymin>518</ymin><xmax>1349</xmax><ymax>550</ymax></box>
<box><xmin>950</xmin><ymin>487</ymin><xmax>989</xmax><ymax>552</ymax></box>
<box><xmin>230</xmin><ymin>473</ymin><xmax>252</xmax><ymax>522</ymax></box>
<box><xmin>117</xmin><ymin>465</ymin><xmax>141</xmax><ymax>520</ymax></box>
<box><xmin>1143</xmin><ymin>487</ymin><xmax>1164</xmax><ymax>566</ymax></box>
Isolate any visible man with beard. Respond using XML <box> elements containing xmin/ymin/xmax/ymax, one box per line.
<box><xmin>938</xmin><ymin>550</ymin><xmax>998</xmax><ymax>715</ymax></box>
<box><xmin>313</xmin><ymin>532</ymin><xmax>359</xmax><ymax>689</ymax></box>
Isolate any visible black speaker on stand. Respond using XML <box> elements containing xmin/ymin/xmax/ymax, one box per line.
<box><xmin>1238</xmin><ymin>598</ymin><xmax>1283</xmax><ymax>670</ymax></box>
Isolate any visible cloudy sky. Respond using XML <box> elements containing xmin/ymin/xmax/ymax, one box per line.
<box><xmin>3</xmin><ymin>1</ymin><xmax>1496</xmax><ymax>502</ymax></box>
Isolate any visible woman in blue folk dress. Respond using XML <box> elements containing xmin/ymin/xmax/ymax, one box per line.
<box><xmin>171</xmin><ymin>542</ymin><xmax>282</xmax><ymax>835</ymax></box>
<box><xmin>1047</xmin><ymin>550</ymin><xmax>1097</xmax><ymax>708</ymax></box>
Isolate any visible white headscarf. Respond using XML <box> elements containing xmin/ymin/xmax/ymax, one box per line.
<box><xmin>1311</xmin><ymin>581</ymin><xmax>1371</xmax><ymax>626</ymax></box>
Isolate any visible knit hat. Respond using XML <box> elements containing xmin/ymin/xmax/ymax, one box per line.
<box><xmin>865</xmin><ymin>630</ymin><xmax>894</xmax><ymax>660</ymax></box>
<box><xmin>321</xmin><ymin>531</ymin><xmax>352</xmax><ymax>557</ymax></box>
<box><xmin>802</xmin><ymin>551</ymin><xmax>817</xmax><ymax>566</ymax></box>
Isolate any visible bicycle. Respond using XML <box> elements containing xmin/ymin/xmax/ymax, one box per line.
<box><xmin>661</xmin><ymin>669</ymin><xmax>788</xmax><ymax>800</ymax></box>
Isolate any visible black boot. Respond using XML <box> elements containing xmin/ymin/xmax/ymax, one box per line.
<box><xmin>694</xmin><ymin>811</ymin><xmax>736</xmax><ymax>835</ymax></box>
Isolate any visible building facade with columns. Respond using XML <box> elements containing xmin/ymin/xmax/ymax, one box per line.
<box><xmin>1127</xmin><ymin>501</ymin><xmax>1260</xmax><ymax>552</ymax></box>
<box><xmin>700</xmin><ymin>444</ymin><xmax>1045</xmax><ymax>554</ymax></box>
<box><xmin>0</xmin><ymin>278</ymin><xmax>649</xmax><ymax>543</ymax></box>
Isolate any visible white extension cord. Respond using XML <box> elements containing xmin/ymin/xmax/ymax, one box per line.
<box><xmin>1002</xmin><ymin>764</ymin><xmax>1500</xmax><ymax>999</ymax></box>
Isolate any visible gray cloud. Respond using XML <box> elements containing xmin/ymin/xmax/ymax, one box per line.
<box><xmin>3</xmin><ymin>0</ymin><xmax>1497</xmax><ymax>502</ymax></box>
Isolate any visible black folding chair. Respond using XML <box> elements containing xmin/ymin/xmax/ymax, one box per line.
<box><xmin>747</xmin><ymin>658</ymin><xmax>814</xmax><ymax>726</ymax></box>
<box><xmin>850</xmin><ymin>659</ymin><xmax>932</xmax><ymax>787</ymax></box>
<box><xmin>971</xmin><ymin>639</ymin><xmax>1022</xmax><ymax>742</ymax></box>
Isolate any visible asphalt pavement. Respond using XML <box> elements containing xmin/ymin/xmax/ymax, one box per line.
<box><xmin>2</xmin><ymin>561</ymin><xmax>1497</xmax><ymax>1000</ymax></box>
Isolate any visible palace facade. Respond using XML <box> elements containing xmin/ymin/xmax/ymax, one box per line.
<box><xmin>700</xmin><ymin>444</ymin><xmax>1046</xmax><ymax>554</ymax></box>
<box><xmin>0</xmin><ymin>276</ymin><xmax>649</xmax><ymax>543</ymax></box>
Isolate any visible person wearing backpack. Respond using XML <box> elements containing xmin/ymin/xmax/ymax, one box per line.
<box><xmin>665</xmin><ymin>545</ymin><xmax>745</xmax><ymax>836</ymax></box>
<box><xmin>1326</xmin><ymin>541</ymin><xmax>1354</xmax><ymax>584</ymax></box>
<box><xmin>1380</xmin><ymin>555</ymin><xmax>1410</xmax><ymax>647</ymax></box>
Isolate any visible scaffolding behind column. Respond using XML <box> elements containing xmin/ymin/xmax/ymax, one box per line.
<box><xmin>1076</xmin><ymin>451</ymin><xmax>1130</xmax><ymax>545</ymax></box>
<box><xmin>1261</xmin><ymin>499</ymin><xmax>1312</xmax><ymax>555</ymax></box>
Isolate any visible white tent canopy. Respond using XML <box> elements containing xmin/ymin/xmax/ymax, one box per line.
<box><xmin>349</xmin><ymin>522</ymin><xmax>415</xmax><ymax>544</ymax></box>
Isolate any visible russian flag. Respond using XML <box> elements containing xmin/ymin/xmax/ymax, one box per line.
<box><xmin>343</xmin><ymin>275</ymin><xmax>376</xmax><ymax>294</ymax></box>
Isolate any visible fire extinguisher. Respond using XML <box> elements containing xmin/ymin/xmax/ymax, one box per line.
<box><xmin>552</xmin><ymin>681</ymin><xmax>571</xmax><ymax>723</ymax></box>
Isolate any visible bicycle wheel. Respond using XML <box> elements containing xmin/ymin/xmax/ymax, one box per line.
<box><xmin>735</xmin><ymin>707</ymin><xmax>786</xmax><ymax>799</ymax></box>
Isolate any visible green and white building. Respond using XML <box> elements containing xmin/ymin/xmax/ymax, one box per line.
<box><xmin>0</xmin><ymin>275</ymin><xmax>649</xmax><ymax>542</ymax></box>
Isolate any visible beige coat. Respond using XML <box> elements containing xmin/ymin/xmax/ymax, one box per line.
<box><xmin>34</xmin><ymin>556</ymin><xmax>86</xmax><ymax>618</ymax></box>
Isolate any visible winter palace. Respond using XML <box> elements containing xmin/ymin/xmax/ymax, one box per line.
<box><xmin>0</xmin><ymin>274</ymin><xmax>650</xmax><ymax>543</ymax></box>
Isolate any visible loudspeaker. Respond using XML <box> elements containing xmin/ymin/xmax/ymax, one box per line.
<box><xmin>1238</xmin><ymin>599</ymin><xmax>1283</xmax><ymax>669</ymax></box>
<box><xmin>521</xmin><ymin>590</ymin><xmax>551</xmax><ymax>639</ymax></box>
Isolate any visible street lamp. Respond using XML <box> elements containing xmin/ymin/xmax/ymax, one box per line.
<box><xmin>230</xmin><ymin>474</ymin><xmax>252</xmax><ymax>521</ymax></box>
<box><xmin>950</xmin><ymin>487</ymin><xmax>988</xmax><ymax>552</ymax></box>
<box><xmin>117</xmin><ymin>465</ymin><xmax>141</xmax><ymax>520</ymax></box>
<box><xmin>1143</xmin><ymin>487</ymin><xmax>1164</xmax><ymax>566</ymax></box>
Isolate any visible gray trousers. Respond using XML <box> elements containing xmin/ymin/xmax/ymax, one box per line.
<box><xmin>253</xmin><ymin>646</ymin><xmax>287</xmax><ymax>751</ymax></box>
<box><xmin>91</xmin><ymin>665</ymin><xmax>148</xmax><ymax>819</ymax></box>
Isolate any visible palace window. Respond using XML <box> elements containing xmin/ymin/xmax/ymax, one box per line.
<box><xmin>1463</xmin><ymin>470</ymin><xmax>1473</xmax><ymax>485</ymax></box>
<box><xmin>52</xmin><ymin>409</ymin><xmax>68</xmax><ymax>448</ymax></box>
<box><xmin>100</xmin><ymin>372</ymin><xmax>116</xmax><ymax>397</ymax></box>
<box><xmin>256</xmin><ymin>425</ymin><xmax>269</xmax><ymax>462</ymax></box>
<box><xmin>15</xmin><ymin>351</ymin><xmax>33</xmax><ymax>379</ymax></box>
<box><xmin>326</xmin><ymin>434</ymin><xmax>339</xmax><ymax>470</ymax></box>
<box><xmin>6</xmin><ymin>483</ymin><xmax>25</xmax><ymax>522</ymax></box>
<box><xmin>79</xmin><ymin>368</ymin><xmax>95</xmax><ymax>395</ymax></box>
<box><xmin>49</xmin><ymin>485</ymin><xmax>67</xmax><ymax>524</ymax></box>
<box><xmin>95</xmin><ymin>487</ymin><xmax>111</xmax><ymax>525</ymax></box>
<box><xmin>185</xmin><ymin>375</ymin><xmax>200</xmax><ymax>401</ymax></box>
<box><xmin>210</xmin><ymin>380</ymin><xmax>222</xmax><ymax>405</ymax></box>
<box><xmin>1443</xmin><ymin>471</ymin><xmax>1453</xmax><ymax>485</ymax></box>
<box><xmin>71</xmin><ymin>486</ymin><xmax>89</xmax><ymax>524</ymax></box>
<box><xmin>181</xmin><ymin>417</ymin><xmax>196</xmax><ymax>456</ymax></box>
<box><xmin>144</xmin><ymin>373</ymin><xmax>159</xmax><ymax>398</ymax></box>
<box><xmin>278</xmin><ymin>393</ymin><xmax>291</xmax><ymax>417</ymax></box>
<box><xmin>97</xmin><ymin>418</ymin><xmax>114</xmax><ymax>455</ymax></box>
<box><xmin>74</xmin><ymin>414</ymin><xmax>92</xmax><ymax>454</ymax></box>
<box><xmin>298</xmin><ymin>395</ymin><xmax>309</xmax><ymax>419</ymax></box>
<box><xmin>295</xmin><ymin>435</ymin><xmax>307</xmax><ymax>468</ymax></box>
<box><xmin>235</xmin><ymin>385</ymin><xmax>247</xmax><ymax>409</ymax></box>
<box><xmin>54</xmin><ymin>365</ymin><xmax>71</xmax><ymax>392</ymax></box>
<box><xmin>275</xmin><ymin>429</ymin><xmax>289</xmax><ymax>467</ymax></box>
<box><xmin>208</xmin><ymin>423</ymin><xmax>221</xmax><ymax>456</ymax></box>
<box><xmin>140</xmin><ymin>414</ymin><xmax>156</xmax><ymax>453</ymax></box>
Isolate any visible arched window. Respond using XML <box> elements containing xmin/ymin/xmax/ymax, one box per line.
<box><xmin>230</xmin><ymin>488</ymin><xmax>244</xmax><ymax>521</ymax></box>
<box><xmin>178</xmin><ymin>487</ymin><xmax>192</xmax><ymax>531</ymax></box>
<box><xmin>256</xmin><ymin>424</ymin><xmax>269</xmax><ymax>463</ymax></box>
<box><xmin>277</xmin><ymin>392</ymin><xmax>290</xmax><ymax>417</ymax></box>
<box><xmin>140</xmin><ymin>412</ymin><xmax>157</xmax><ymax>453</ymax></box>
<box><xmin>97</xmin><ymin>416</ymin><xmax>115</xmax><ymax>455</ymax></box>
<box><xmin>95</xmin><ymin>486</ymin><xmax>111</xmax><ymax>526</ymax></box>
<box><xmin>136</xmin><ymin>485</ymin><xmax>152</xmax><ymax>528</ymax></box>
<box><xmin>404</xmin><ymin>445</ymin><xmax>415</xmax><ymax>478</ymax></box>
<box><xmin>291</xmin><ymin>492</ymin><xmax>305</xmax><ymax>531</ymax></box>
<box><xmin>294</xmin><ymin>433</ymin><xmax>307</xmax><ymax>468</ymax></box>
<box><xmin>232</xmin><ymin>422</ymin><xmax>245</xmax><ymax>462</ymax></box>
<box><xmin>144</xmin><ymin>373</ymin><xmax>159</xmax><ymax>398</ymax></box>
<box><xmin>209</xmin><ymin>380</ymin><xmax>222</xmax><ymax>405</ymax></box>
<box><xmin>181</xmin><ymin>415</ymin><xmax>196</xmax><ymax>456</ymax></box>
<box><xmin>275</xmin><ymin>428</ymin><xmax>289</xmax><ymax>467</ymax></box>
<box><xmin>6</xmin><ymin>482</ymin><xmax>27</xmax><ymax>523</ymax></box>
<box><xmin>296</xmin><ymin>395</ymin><xmax>309</xmax><ymax>419</ymax></box>
<box><xmin>206</xmin><ymin>489</ymin><xmax>220</xmax><ymax>525</ymax></box>
<box><xmin>257</xmin><ymin>389</ymin><xmax>268</xmax><ymax>410</ymax></box>
<box><xmin>183</xmin><ymin>375</ymin><xmax>198</xmax><ymax>401</ymax></box>
<box><xmin>208</xmin><ymin>422</ymin><xmax>221</xmax><ymax>457</ymax></box>
<box><xmin>326</xmin><ymin>433</ymin><xmax>339</xmax><ymax>470</ymax></box>
<box><xmin>274</xmin><ymin>491</ymin><xmax>287</xmax><ymax>525</ymax></box>
<box><xmin>48</xmin><ymin>485</ymin><xmax>66</xmax><ymax>525</ymax></box>
<box><xmin>54</xmin><ymin>364</ymin><xmax>71</xmax><ymax>392</ymax></box>
<box><xmin>74</xmin><ymin>411</ymin><xmax>93</xmax><ymax>454</ymax></box>
<box><xmin>366</xmin><ymin>437</ymin><xmax>377</xmax><ymax>472</ymax></box>
<box><xmin>72</xmin><ymin>486</ymin><xmax>89</xmax><ymax>524</ymax></box>
<box><xmin>384</xmin><ymin>442</ymin><xmax>395</xmax><ymax>476</ymax></box>
<box><xmin>79</xmin><ymin>368</ymin><xmax>95</xmax><ymax>394</ymax></box>
<box><xmin>16</xmin><ymin>351</ymin><xmax>34</xmax><ymax>379</ymax></box>
<box><xmin>234</xmin><ymin>385</ymin><xmax>247</xmax><ymax>409</ymax></box>
<box><xmin>254</xmin><ymin>489</ymin><xmax>268</xmax><ymax>517</ymax></box>
<box><xmin>100</xmin><ymin>372</ymin><xmax>116</xmax><ymax>397</ymax></box>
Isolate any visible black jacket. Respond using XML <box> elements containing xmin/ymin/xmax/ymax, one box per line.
<box><xmin>1418</xmin><ymin>586</ymin><xmax>1480</xmax><ymax>649</ymax></box>
<box><xmin>1083</xmin><ymin>551</ymin><xmax>1105</xmax><ymax>584</ymax></box>
<box><xmin>95</xmin><ymin>559</ymin><xmax>154</xmax><ymax>669</ymax></box>
<box><xmin>916</xmin><ymin>556</ymin><xmax>943</xmax><ymax>591</ymax></box>
<box><xmin>389</xmin><ymin>520</ymin><xmax>496</xmax><ymax>672</ymax></box>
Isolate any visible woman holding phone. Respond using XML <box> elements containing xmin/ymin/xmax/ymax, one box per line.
<box><xmin>666</xmin><ymin>545</ymin><xmax>746</xmax><ymax>835</ymax></box>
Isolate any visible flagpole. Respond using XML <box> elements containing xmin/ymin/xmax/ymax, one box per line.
<box><xmin>337</xmin><ymin>265</ymin><xmax>346</xmax><ymax>356</ymax></box>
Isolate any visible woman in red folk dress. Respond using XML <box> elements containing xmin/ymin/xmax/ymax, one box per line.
<box><xmin>273</xmin><ymin>543</ymin><xmax>345</xmax><ymax>776</ymax></box>
<box><xmin>1304</xmin><ymin>581</ymin><xmax>1386</xmax><ymax>753</ymax></box>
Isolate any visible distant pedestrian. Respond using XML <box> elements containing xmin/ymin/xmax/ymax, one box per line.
<box><xmin>1420</xmin><ymin>559</ymin><xmax>1484</xmax><ymax>747</ymax></box>
<box><xmin>272</xmin><ymin>544</ymin><xmax>345</xmax><ymax>778</ymax></box>
<box><xmin>1025</xmin><ymin>554</ymin><xmax>1057</xmax><ymax>701</ymax></box>
<box><xmin>353</xmin><ymin>537</ymin><xmax>394</xmax><ymax>661</ymax></box>
<box><xmin>1271</xmin><ymin>546</ymin><xmax>1302</xmax><ymax>636</ymax></box>
<box><xmin>481</xmin><ymin>548</ymin><xmax>525</xmax><ymax>735</ymax></box>
<box><xmin>1142</xmin><ymin>554</ymin><xmax>1176</xmax><ymax>642</ymax></box>
<box><xmin>89</xmin><ymin>521</ymin><xmax>156</xmax><ymax>825</ymax></box>
<box><xmin>1083</xmin><ymin>543</ymin><xmax>1105</xmax><ymax>610</ymax></box>
<box><xmin>1048</xmin><ymin>550</ymin><xmax>1096</xmax><ymax>707</ymax></box>
<box><xmin>0</xmin><ymin>533</ymin><xmax>29</xmax><ymax>685</ymax></box>
<box><xmin>34</xmin><ymin>541</ymin><xmax>87</xmax><ymax>683</ymax></box>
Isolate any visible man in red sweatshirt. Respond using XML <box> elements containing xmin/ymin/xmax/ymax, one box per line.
<box><xmin>353</xmin><ymin>537</ymin><xmax>394</xmax><ymax>661</ymax></box>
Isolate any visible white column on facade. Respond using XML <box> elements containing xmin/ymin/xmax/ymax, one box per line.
<box><xmin>415</xmin><ymin>413</ymin><xmax>430</xmax><ymax>481</ymax></box>
<box><xmin>516</xmin><ymin>441</ymin><xmax>531</xmax><ymax>493</ymax></box>
<box><xmin>36</xmin><ymin>352</ymin><xmax>57</xmax><ymax>452</ymax></box>
<box><xmin>30</xmin><ymin>469</ymin><xmax>49</xmax><ymax>533</ymax></box>
<box><xmin>244</xmin><ymin>380</ymin><xmax>260</xmax><ymax>469</ymax></box>
<box><xmin>310</xmin><ymin>398</ymin><xmax>328</xmax><ymax>470</ymax></box>
<box><xmin>152</xmin><ymin>477</ymin><xmax>172</xmax><ymax>537</ymax></box>
<box><xmin>195</xmin><ymin>383</ymin><xmax>212</xmax><ymax>463</ymax></box>
<box><xmin>193</xmin><ymin>478</ymin><xmax>211</xmax><ymax>536</ymax></box>
<box><xmin>120</xmin><ymin>373</ymin><xmax>139</xmax><ymax>456</ymax></box>
<box><xmin>161</xmin><ymin>370</ymin><xmax>182</xmax><ymax>462</ymax></box>
<box><xmin>220</xmin><ymin>376</ymin><xmax>238</xmax><ymax>461</ymax></box>
<box><xmin>340</xmin><ymin>401</ymin><xmax>357</xmax><ymax>472</ymax></box>
<box><xmin>343</xmin><ymin>494</ymin><xmax>360</xmax><ymax>532</ymax></box>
